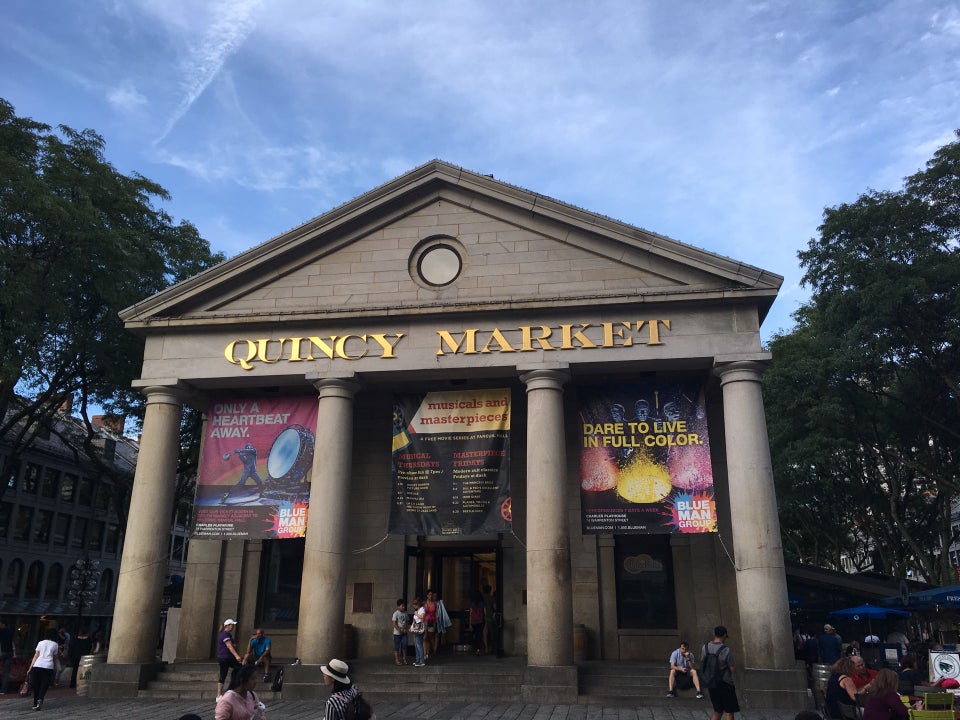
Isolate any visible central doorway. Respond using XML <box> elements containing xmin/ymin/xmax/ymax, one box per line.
<box><xmin>404</xmin><ymin>540</ymin><xmax>503</xmax><ymax>655</ymax></box>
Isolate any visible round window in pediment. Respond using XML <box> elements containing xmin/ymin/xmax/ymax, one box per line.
<box><xmin>411</xmin><ymin>238</ymin><xmax>465</xmax><ymax>288</ymax></box>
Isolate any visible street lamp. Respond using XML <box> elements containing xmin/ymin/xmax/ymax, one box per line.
<box><xmin>67</xmin><ymin>556</ymin><xmax>101</xmax><ymax>629</ymax></box>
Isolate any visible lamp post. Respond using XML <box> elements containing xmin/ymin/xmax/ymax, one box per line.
<box><xmin>67</xmin><ymin>556</ymin><xmax>101</xmax><ymax>630</ymax></box>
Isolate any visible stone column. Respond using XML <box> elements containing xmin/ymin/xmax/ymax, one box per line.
<box><xmin>519</xmin><ymin>368</ymin><xmax>577</xmax><ymax>702</ymax></box>
<box><xmin>715</xmin><ymin>360</ymin><xmax>794</xmax><ymax>669</ymax></box>
<box><xmin>295</xmin><ymin>378</ymin><xmax>359</xmax><ymax>666</ymax></box>
<box><xmin>108</xmin><ymin>385</ymin><xmax>186</xmax><ymax>664</ymax></box>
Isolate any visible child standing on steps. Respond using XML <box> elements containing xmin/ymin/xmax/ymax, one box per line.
<box><xmin>392</xmin><ymin>598</ymin><xmax>409</xmax><ymax>665</ymax></box>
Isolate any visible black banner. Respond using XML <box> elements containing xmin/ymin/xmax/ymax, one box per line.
<box><xmin>389</xmin><ymin>389</ymin><xmax>512</xmax><ymax>536</ymax></box>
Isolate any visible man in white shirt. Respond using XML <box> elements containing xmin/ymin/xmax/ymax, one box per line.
<box><xmin>666</xmin><ymin>641</ymin><xmax>704</xmax><ymax>699</ymax></box>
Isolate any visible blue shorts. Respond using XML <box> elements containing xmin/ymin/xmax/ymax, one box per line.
<box><xmin>393</xmin><ymin>633</ymin><xmax>408</xmax><ymax>652</ymax></box>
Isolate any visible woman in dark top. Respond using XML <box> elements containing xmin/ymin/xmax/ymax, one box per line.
<box><xmin>826</xmin><ymin>656</ymin><xmax>859</xmax><ymax>719</ymax></box>
<box><xmin>898</xmin><ymin>653</ymin><xmax>926</xmax><ymax>696</ymax></box>
<box><xmin>863</xmin><ymin>669</ymin><xmax>909</xmax><ymax>720</ymax></box>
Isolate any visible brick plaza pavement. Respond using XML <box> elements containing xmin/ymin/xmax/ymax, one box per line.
<box><xmin>0</xmin><ymin>692</ymin><xmax>806</xmax><ymax>720</ymax></box>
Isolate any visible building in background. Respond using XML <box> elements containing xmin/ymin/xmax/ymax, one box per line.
<box><xmin>0</xmin><ymin>407</ymin><xmax>190</xmax><ymax>651</ymax></box>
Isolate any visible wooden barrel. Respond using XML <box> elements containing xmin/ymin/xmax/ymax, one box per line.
<box><xmin>573</xmin><ymin>624</ymin><xmax>587</xmax><ymax>663</ymax></box>
<box><xmin>341</xmin><ymin>624</ymin><xmax>358</xmax><ymax>659</ymax></box>
<box><xmin>76</xmin><ymin>654</ymin><xmax>105</xmax><ymax>696</ymax></box>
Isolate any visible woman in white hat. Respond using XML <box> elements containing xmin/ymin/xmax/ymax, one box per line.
<box><xmin>321</xmin><ymin>658</ymin><xmax>357</xmax><ymax>720</ymax></box>
<box><xmin>216</xmin><ymin>619</ymin><xmax>243</xmax><ymax>701</ymax></box>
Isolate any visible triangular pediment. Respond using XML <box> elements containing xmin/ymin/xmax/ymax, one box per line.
<box><xmin>121</xmin><ymin>161</ymin><xmax>781</xmax><ymax>329</ymax></box>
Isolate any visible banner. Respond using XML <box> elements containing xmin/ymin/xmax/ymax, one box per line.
<box><xmin>578</xmin><ymin>380</ymin><xmax>716</xmax><ymax>534</ymax></box>
<box><xmin>192</xmin><ymin>396</ymin><xmax>318</xmax><ymax>539</ymax></box>
<box><xmin>389</xmin><ymin>389</ymin><xmax>511</xmax><ymax>536</ymax></box>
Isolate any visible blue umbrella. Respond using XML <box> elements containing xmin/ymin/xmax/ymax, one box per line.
<box><xmin>830</xmin><ymin>603</ymin><xmax>910</xmax><ymax>635</ymax></box>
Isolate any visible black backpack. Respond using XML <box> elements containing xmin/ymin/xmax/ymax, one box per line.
<box><xmin>700</xmin><ymin>644</ymin><xmax>725</xmax><ymax>689</ymax></box>
<box><xmin>343</xmin><ymin>691</ymin><xmax>375</xmax><ymax>720</ymax></box>
<box><xmin>270</xmin><ymin>666</ymin><xmax>283</xmax><ymax>692</ymax></box>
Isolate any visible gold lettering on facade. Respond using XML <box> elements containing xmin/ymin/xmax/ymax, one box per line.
<box><xmin>519</xmin><ymin>325</ymin><xmax>554</xmax><ymax>351</ymax></box>
<box><xmin>436</xmin><ymin>329</ymin><xmax>479</xmax><ymax>356</ymax></box>
<box><xmin>223</xmin><ymin>322</ymin><xmax>670</xmax><ymax>370</ymax></box>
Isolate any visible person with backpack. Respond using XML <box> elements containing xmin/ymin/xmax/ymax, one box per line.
<box><xmin>700</xmin><ymin>625</ymin><xmax>739</xmax><ymax>720</ymax></box>
<box><xmin>321</xmin><ymin>658</ymin><xmax>374</xmax><ymax>720</ymax></box>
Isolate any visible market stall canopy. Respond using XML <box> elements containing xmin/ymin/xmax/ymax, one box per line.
<box><xmin>899</xmin><ymin>584</ymin><xmax>960</xmax><ymax>611</ymax></box>
<box><xmin>830</xmin><ymin>603</ymin><xmax>910</xmax><ymax>620</ymax></box>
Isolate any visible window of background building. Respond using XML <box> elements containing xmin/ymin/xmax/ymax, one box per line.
<box><xmin>89</xmin><ymin>520</ymin><xmax>105</xmax><ymax>551</ymax></box>
<box><xmin>614</xmin><ymin>535</ymin><xmax>677</xmax><ymax>629</ymax></box>
<box><xmin>0</xmin><ymin>501</ymin><xmax>12</xmax><ymax>539</ymax></box>
<box><xmin>72</xmin><ymin>517</ymin><xmax>88</xmax><ymax>549</ymax></box>
<box><xmin>24</xmin><ymin>560</ymin><xmax>43</xmax><ymax>599</ymax></box>
<box><xmin>41</xmin><ymin>467</ymin><xmax>60</xmax><ymax>499</ymax></box>
<box><xmin>77</xmin><ymin>478</ymin><xmax>93</xmax><ymax>505</ymax></box>
<box><xmin>45</xmin><ymin>563</ymin><xmax>63</xmax><ymax>600</ymax></box>
<box><xmin>22</xmin><ymin>463</ymin><xmax>40</xmax><ymax>494</ymax></box>
<box><xmin>53</xmin><ymin>514</ymin><xmax>70</xmax><ymax>546</ymax></box>
<box><xmin>13</xmin><ymin>506</ymin><xmax>34</xmax><ymax>541</ymax></box>
<box><xmin>258</xmin><ymin>538</ymin><xmax>305</xmax><ymax>627</ymax></box>
<box><xmin>34</xmin><ymin>509</ymin><xmax>53</xmax><ymax>544</ymax></box>
<box><xmin>105</xmin><ymin>524</ymin><xmax>119</xmax><ymax>554</ymax></box>
<box><xmin>60</xmin><ymin>473</ymin><xmax>77</xmax><ymax>502</ymax></box>
<box><xmin>3</xmin><ymin>455</ymin><xmax>16</xmax><ymax>490</ymax></box>
<box><xmin>4</xmin><ymin>558</ymin><xmax>24</xmax><ymax>598</ymax></box>
<box><xmin>99</xmin><ymin>568</ymin><xmax>114</xmax><ymax>602</ymax></box>
<box><xmin>94</xmin><ymin>482</ymin><xmax>110</xmax><ymax>511</ymax></box>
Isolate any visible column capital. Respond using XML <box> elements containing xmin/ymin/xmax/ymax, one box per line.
<box><xmin>713</xmin><ymin>359</ymin><xmax>769</xmax><ymax>386</ymax></box>
<box><xmin>308</xmin><ymin>376</ymin><xmax>361</xmax><ymax>399</ymax></box>
<box><xmin>519</xmin><ymin>368</ymin><xmax>570</xmax><ymax>392</ymax></box>
<box><xmin>136</xmin><ymin>383</ymin><xmax>192</xmax><ymax>407</ymax></box>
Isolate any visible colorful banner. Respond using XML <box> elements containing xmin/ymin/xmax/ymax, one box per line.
<box><xmin>389</xmin><ymin>389</ymin><xmax>512</xmax><ymax>536</ymax></box>
<box><xmin>192</xmin><ymin>396</ymin><xmax>318</xmax><ymax>539</ymax></box>
<box><xmin>578</xmin><ymin>380</ymin><xmax>716</xmax><ymax>534</ymax></box>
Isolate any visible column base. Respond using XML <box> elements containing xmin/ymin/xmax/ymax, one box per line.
<box><xmin>740</xmin><ymin>666</ymin><xmax>810</xmax><ymax>708</ymax></box>
<box><xmin>521</xmin><ymin>665</ymin><xmax>578</xmax><ymax>703</ymax></box>
<box><xmin>281</xmin><ymin>664</ymin><xmax>328</xmax><ymax>700</ymax></box>
<box><xmin>88</xmin><ymin>662</ymin><xmax>160</xmax><ymax>698</ymax></box>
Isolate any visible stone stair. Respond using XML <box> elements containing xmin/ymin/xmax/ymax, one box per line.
<box><xmin>577</xmin><ymin>660</ymin><xmax>706</xmax><ymax>707</ymax></box>
<box><xmin>138</xmin><ymin>655</ymin><xmax>687</xmax><ymax>706</ymax></box>
<box><xmin>137</xmin><ymin>661</ymin><xmax>284</xmax><ymax>701</ymax></box>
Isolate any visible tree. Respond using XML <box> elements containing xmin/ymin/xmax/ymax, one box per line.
<box><xmin>0</xmin><ymin>98</ymin><xmax>224</xmax><ymax>511</ymax></box>
<box><xmin>765</xmin><ymin>130</ymin><xmax>960</xmax><ymax>583</ymax></box>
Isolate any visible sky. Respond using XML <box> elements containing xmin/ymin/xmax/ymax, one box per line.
<box><xmin>3</xmin><ymin>0</ymin><xmax>959</xmax><ymax>341</ymax></box>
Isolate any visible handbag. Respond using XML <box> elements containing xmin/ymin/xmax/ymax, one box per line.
<box><xmin>19</xmin><ymin>678</ymin><xmax>29</xmax><ymax>696</ymax></box>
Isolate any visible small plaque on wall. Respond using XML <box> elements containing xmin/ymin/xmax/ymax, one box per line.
<box><xmin>353</xmin><ymin>582</ymin><xmax>373</xmax><ymax>613</ymax></box>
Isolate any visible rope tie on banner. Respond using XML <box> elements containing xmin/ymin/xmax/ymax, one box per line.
<box><xmin>352</xmin><ymin>534</ymin><xmax>390</xmax><ymax>554</ymax></box>
<box><xmin>717</xmin><ymin>532</ymin><xmax>742</xmax><ymax>571</ymax></box>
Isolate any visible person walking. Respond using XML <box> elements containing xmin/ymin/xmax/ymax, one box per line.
<box><xmin>0</xmin><ymin>618</ymin><xmax>15</xmax><ymax>694</ymax></box>
<box><xmin>702</xmin><ymin>625</ymin><xmax>739</xmax><ymax>720</ymax></box>
<box><xmin>26</xmin><ymin>627</ymin><xmax>60</xmax><ymax>711</ymax></box>
<box><xmin>215</xmin><ymin>664</ymin><xmax>266</xmax><ymax>720</ymax></box>
<box><xmin>216</xmin><ymin>619</ymin><xmax>243</xmax><ymax>701</ymax></box>
<box><xmin>68</xmin><ymin>626</ymin><xmax>93</xmax><ymax>689</ymax></box>
<box><xmin>321</xmin><ymin>658</ymin><xmax>358</xmax><ymax>720</ymax></box>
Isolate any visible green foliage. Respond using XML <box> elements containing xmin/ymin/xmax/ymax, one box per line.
<box><xmin>0</xmin><ymin>98</ymin><xmax>224</xmax><ymax>503</ymax></box>
<box><xmin>765</xmin><ymin>130</ymin><xmax>960</xmax><ymax>583</ymax></box>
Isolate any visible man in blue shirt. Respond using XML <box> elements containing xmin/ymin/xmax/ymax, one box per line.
<box><xmin>666</xmin><ymin>641</ymin><xmax>704</xmax><ymax>698</ymax></box>
<box><xmin>242</xmin><ymin>628</ymin><xmax>273</xmax><ymax>682</ymax></box>
<box><xmin>818</xmin><ymin>624</ymin><xmax>842</xmax><ymax>664</ymax></box>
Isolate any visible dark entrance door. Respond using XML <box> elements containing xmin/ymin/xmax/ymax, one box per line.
<box><xmin>404</xmin><ymin>541</ymin><xmax>503</xmax><ymax>655</ymax></box>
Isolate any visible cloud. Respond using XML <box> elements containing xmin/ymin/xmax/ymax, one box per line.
<box><xmin>153</xmin><ymin>0</ymin><xmax>264</xmax><ymax>143</ymax></box>
<box><xmin>107</xmin><ymin>83</ymin><xmax>148</xmax><ymax>111</ymax></box>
